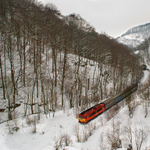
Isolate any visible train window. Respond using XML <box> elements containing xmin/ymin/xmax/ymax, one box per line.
<box><xmin>82</xmin><ymin>117</ymin><xmax>84</xmax><ymax>119</ymax></box>
<box><xmin>97</xmin><ymin>108</ymin><xmax>102</xmax><ymax>112</ymax></box>
<box><xmin>89</xmin><ymin>111</ymin><xmax>96</xmax><ymax>117</ymax></box>
<box><xmin>117</xmin><ymin>96</ymin><xmax>122</xmax><ymax>102</ymax></box>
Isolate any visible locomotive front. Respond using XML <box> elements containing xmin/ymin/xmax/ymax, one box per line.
<box><xmin>78</xmin><ymin>115</ymin><xmax>86</xmax><ymax>123</ymax></box>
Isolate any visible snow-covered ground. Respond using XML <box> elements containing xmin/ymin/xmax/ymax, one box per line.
<box><xmin>0</xmin><ymin>96</ymin><xmax>150</xmax><ymax>150</ymax></box>
<box><xmin>0</xmin><ymin>53</ymin><xmax>150</xmax><ymax>150</ymax></box>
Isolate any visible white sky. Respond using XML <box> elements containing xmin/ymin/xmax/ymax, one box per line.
<box><xmin>39</xmin><ymin>0</ymin><xmax>150</xmax><ymax>38</ymax></box>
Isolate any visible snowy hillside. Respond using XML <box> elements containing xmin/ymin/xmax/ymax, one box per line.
<box><xmin>117</xmin><ymin>22</ymin><xmax>150</xmax><ymax>48</ymax></box>
<box><xmin>1</xmin><ymin>104</ymin><xmax>150</xmax><ymax>150</ymax></box>
<box><xmin>0</xmin><ymin>53</ymin><xmax>150</xmax><ymax>150</ymax></box>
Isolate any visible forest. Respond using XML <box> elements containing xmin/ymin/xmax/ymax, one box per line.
<box><xmin>0</xmin><ymin>0</ymin><xmax>142</xmax><ymax>121</ymax></box>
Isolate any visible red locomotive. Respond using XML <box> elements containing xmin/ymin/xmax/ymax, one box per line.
<box><xmin>78</xmin><ymin>83</ymin><xmax>138</xmax><ymax>124</ymax></box>
<box><xmin>78</xmin><ymin>103</ymin><xmax>105</xmax><ymax>124</ymax></box>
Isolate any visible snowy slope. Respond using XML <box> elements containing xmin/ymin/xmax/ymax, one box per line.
<box><xmin>0</xmin><ymin>88</ymin><xmax>150</xmax><ymax>150</ymax></box>
<box><xmin>117</xmin><ymin>22</ymin><xmax>150</xmax><ymax>48</ymax></box>
<box><xmin>0</xmin><ymin>55</ymin><xmax>150</xmax><ymax>150</ymax></box>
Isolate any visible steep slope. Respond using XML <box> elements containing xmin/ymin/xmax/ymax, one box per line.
<box><xmin>117</xmin><ymin>22</ymin><xmax>150</xmax><ymax>48</ymax></box>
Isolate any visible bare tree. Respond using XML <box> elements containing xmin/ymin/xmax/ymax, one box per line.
<box><xmin>123</xmin><ymin>122</ymin><xmax>150</xmax><ymax>150</ymax></box>
<box><xmin>54</xmin><ymin>133</ymin><xmax>72</xmax><ymax>150</ymax></box>
<box><xmin>106</xmin><ymin>118</ymin><xmax>122</xmax><ymax>150</ymax></box>
<box><xmin>122</xmin><ymin>120</ymin><xmax>133</xmax><ymax>149</ymax></box>
<box><xmin>138</xmin><ymin>80</ymin><xmax>150</xmax><ymax>118</ymax></box>
<box><xmin>0</xmin><ymin>50</ymin><xmax>6</xmax><ymax>99</ymax></box>
<box><xmin>126</xmin><ymin>94</ymin><xmax>139</xmax><ymax>118</ymax></box>
<box><xmin>99</xmin><ymin>132</ymin><xmax>108</xmax><ymax>150</ymax></box>
<box><xmin>134</xmin><ymin>123</ymin><xmax>150</xmax><ymax>150</ymax></box>
<box><xmin>73</xmin><ymin>124</ymin><xmax>81</xmax><ymax>142</ymax></box>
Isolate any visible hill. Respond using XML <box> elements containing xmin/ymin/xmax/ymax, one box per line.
<box><xmin>0</xmin><ymin>53</ymin><xmax>150</xmax><ymax>150</ymax></box>
<box><xmin>117</xmin><ymin>22</ymin><xmax>150</xmax><ymax>48</ymax></box>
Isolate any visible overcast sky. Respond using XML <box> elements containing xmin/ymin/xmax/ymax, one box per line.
<box><xmin>39</xmin><ymin>0</ymin><xmax>150</xmax><ymax>38</ymax></box>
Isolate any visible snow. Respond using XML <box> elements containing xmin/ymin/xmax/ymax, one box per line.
<box><xmin>0</xmin><ymin>110</ymin><xmax>76</xmax><ymax>150</ymax></box>
<box><xmin>141</xmin><ymin>70</ymin><xmax>150</xmax><ymax>84</ymax></box>
<box><xmin>117</xmin><ymin>23</ymin><xmax>150</xmax><ymax>48</ymax></box>
<box><xmin>134</xmin><ymin>50</ymin><xmax>139</xmax><ymax>55</ymax></box>
<box><xmin>1</xmin><ymin>92</ymin><xmax>150</xmax><ymax>150</ymax></box>
<box><xmin>0</xmin><ymin>55</ymin><xmax>150</xmax><ymax>150</ymax></box>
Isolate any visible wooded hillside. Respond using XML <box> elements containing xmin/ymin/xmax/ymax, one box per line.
<box><xmin>0</xmin><ymin>0</ymin><xmax>141</xmax><ymax>120</ymax></box>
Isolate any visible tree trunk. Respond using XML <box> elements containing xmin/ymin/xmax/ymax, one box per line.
<box><xmin>61</xmin><ymin>50</ymin><xmax>67</xmax><ymax>110</ymax></box>
<box><xmin>0</xmin><ymin>51</ymin><xmax>6</xmax><ymax>99</ymax></box>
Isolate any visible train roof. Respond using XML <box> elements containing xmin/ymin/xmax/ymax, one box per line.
<box><xmin>79</xmin><ymin>103</ymin><xmax>103</xmax><ymax>116</ymax></box>
<box><xmin>102</xmin><ymin>83</ymin><xmax>138</xmax><ymax>105</ymax></box>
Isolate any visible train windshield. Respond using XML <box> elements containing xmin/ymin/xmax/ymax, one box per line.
<box><xmin>79</xmin><ymin>116</ymin><xmax>84</xmax><ymax>119</ymax></box>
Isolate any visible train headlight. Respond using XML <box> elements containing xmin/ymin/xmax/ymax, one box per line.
<box><xmin>78</xmin><ymin>118</ymin><xmax>85</xmax><ymax>123</ymax></box>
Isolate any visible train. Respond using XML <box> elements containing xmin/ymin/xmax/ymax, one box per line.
<box><xmin>78</xmin><ymin>83</ymin><xmax>138</xmax><ymax>124</ymax></box>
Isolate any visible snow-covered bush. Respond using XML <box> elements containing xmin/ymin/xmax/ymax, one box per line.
<box><xmin>73</xmin><ymin>122</ymin><xmax>97</xmax><ymax>143</ymax></box>
<box><xmin>54</xmin><ymin>133</ymin><xmax>72</xmax><ymax>150</ymax></box>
